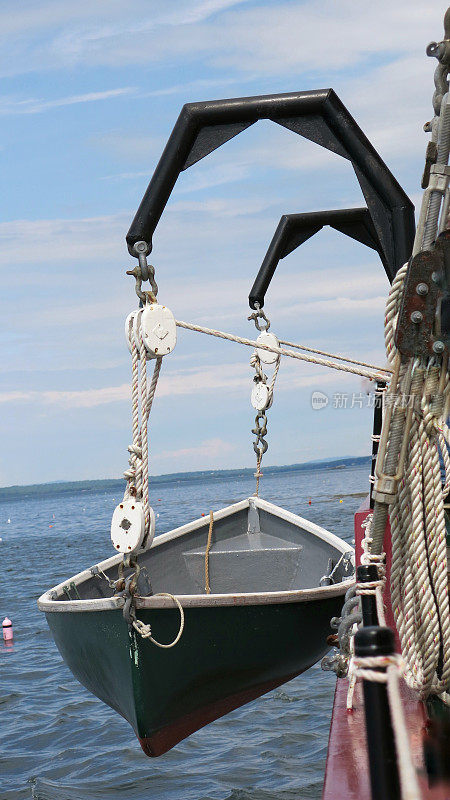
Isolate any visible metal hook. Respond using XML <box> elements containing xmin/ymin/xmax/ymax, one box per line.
<box><xmin>126</xmin><ymin>240</ymin><xmax>158</xmax><ymax>303</ymax></box>
<box><xmin>248</xmin><ymin>304</ymin><xmax>271</xmax><ymax>332</ymax></box>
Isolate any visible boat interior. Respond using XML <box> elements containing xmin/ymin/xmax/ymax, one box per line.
<box><xmin>50</xmin><ymin>499</ymin><xmax>354</xmax><ymax>603</ymax></box>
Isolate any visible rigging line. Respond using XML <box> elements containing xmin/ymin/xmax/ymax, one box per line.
<box><xmin>175</xmin><ymin>319</ymin><xmax>392</xmax><ymax>382</ymax></box>
<box><xmin>278</xmin><ymin>339</ymin><xmax>390</xmax><ymax>373</ymax></box>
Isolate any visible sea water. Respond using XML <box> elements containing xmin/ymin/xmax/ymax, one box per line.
<box><xmin>0</xmin><ymin>461</ymin><xmax>369</xmax><ymax>800</ymax></box>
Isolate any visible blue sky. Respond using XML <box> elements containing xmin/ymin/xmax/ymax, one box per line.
<box><xmin>0</xmin><ymin>0</ymin><xmax>442</xmax><ymax>485</ymax></box>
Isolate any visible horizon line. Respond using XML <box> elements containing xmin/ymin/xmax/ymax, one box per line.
<box><xmin>0</xmin><ymin>454</ymin><xmax>371</xmax><ymax>494</ymax></box>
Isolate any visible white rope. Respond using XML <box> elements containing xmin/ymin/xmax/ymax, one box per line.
<box><xmin>357</xmin><ymin>580</ymin><xmax>387</xmax><ymax>628</ymax></box>
<box><xmin>175</xmin><ymin>319</ymin><xmax>391</xmax><ymax>382</ymax></box>
<box><xmin>139</xmin><ymin>330</ymin><xmax>149</xmax><ymax>529</ymax></box>
<box><xmin>132</xmin><ymin>593</ymin><xmax>185</xmax><ymax>648</ymax></box>
<box><xmin>123</xmin><ymin>314</ymin><xmax>142</xmax><ymax>499</ymax></box>
<box><xmin>381</xmin><ymin>266</ymin><xmax>450</xmax><ymax>700</ymax></box>
<box><xmin>123</xmin><ymin>309</ymin><xmax>162</xmax><ymax>539</ymax></box>
<box><xmin>345</xmin><ymin>514</ymin><xmax>387</xmax><ymax>711</ymax></box>
<box><xmin>278</xmin><ymin>338</ymin><xmax>389</xmax><ymax>373</ymax></box>
<box><xmin>268</xmin><ymin>354</ymin><xmax>281</xmax><ymax>400</ymax></box>
<box><xmin>384</xmin><ymin>263</ymin><xmax>408</xmax><ymax>364</ymax></box>
<box><xmin>348</xmin><ymin>654</ymin><xmax>421</xmax><ymax>800</ymax></box>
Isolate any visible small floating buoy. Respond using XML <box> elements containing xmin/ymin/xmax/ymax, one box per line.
<box><xmin>158</xmin><ymin>499</ymin><xmax>162</xmax><ymax>502</ymax></box>
<box><xmin>49</xmin><ymin>524</ymin><xmax>53</xmax><ymax>528</ymax></box>
<box><xmin>201</xmin><ymin>513</ymin><xmax>205</xmax><ymax>517</ymax></box>
<box><xmin>308</xmin><ymin>499</ymin><xmax>311</xmax><ymax>505</ymax></box>
<box><xmin>2</xmin><ymin>617</ymin><xmax>13</xmax><ymax>642</ymax></box>
<box><xmin>339</xmin><ymin>499</ymin><xmax>343</xmax><ymax>504</ymax></box>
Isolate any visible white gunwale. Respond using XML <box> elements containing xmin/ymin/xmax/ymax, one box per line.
<box><xmin>38</xmin><ymin>497</ymin><xmax>354</xmax><ymax>613</ymax></box>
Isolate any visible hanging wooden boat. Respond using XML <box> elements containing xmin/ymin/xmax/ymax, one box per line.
<box><xmin>38</xmin><ymin>497</ymin><xmax>353</xmax><ymax>756</ymax></box>
<box><xmin>37</xmin><ymin>79</ymin><xmax>417</xmax><ymax>767</ymax></box>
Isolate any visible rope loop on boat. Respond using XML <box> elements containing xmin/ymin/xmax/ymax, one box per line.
<box><xmin>132</xmin><ymin>593</ymin><xmax>185</xmax><ymax>648</ymax></box>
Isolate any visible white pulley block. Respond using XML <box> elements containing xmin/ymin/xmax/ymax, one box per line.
<box><xmin>256</xmin><ymin>331</ymin><xmax>279</xmax><ymax>364</ymax></box>
<box><xmin>251</xmin><ymin>382</ymin><xmax>272</xmax><ymax>411</ymax></box>
<box><xmin>141</xmin><ymin>303</ymin><xmax>177</xmax><ymax>358</ymax></box>
<box><xmin>111</xmin><ymin>499</ymin><xmax>145</xmax><ymax>553</ymax></box>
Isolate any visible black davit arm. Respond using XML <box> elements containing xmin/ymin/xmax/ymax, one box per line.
<box><xmin>249</xmin><ymin>207</ymin><xmax>389</xmax><ymax>309</ymax></box>
<box><xmin>126</xmin><ymin>88</ymin><xmax>414</xmax><ymax>276</ymax></box>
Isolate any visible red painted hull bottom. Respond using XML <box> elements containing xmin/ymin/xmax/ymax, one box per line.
<box><xmin>323</xmin><ymin>677</ymin><xmax>450</xmax><ymax>800</ymax></box>
<box><xmin>139</xmin><ymin>672</ymin><xmax>297</xmax><ymax>756</ymax></box>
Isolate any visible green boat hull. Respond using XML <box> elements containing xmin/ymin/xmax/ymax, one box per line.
<box><xmin>46</xmin><ymin>595</ymin><xmax>341</xmax><ymax>755</ymax></box>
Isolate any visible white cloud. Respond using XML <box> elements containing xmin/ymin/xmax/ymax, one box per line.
<box><xmin>0</xmin><ymin>213</ymin><xmax>129</xmax><ymax>266</ymax></box>
<box><xmin>0</xmin><ymin>0</ymin><xmax>247</xmax><ymax>39</ymax></box>
<box><xmin>0</xmin><ymin>87</ymin><xmax>136</xmax><ymax>116</ymax></box>
<box><xmin>0</xmin><ymin>385</ymin><xmax>131</xmax><ymax>408</ymax></box>
<box><xmin>0</xmin><ymin>0</ymin><xmax>249</xmax><ymax>76</ymax></box>
<box><xmin>0</xmin><ymin>364</ymin><xmax>246</xmax><ymax>408</ymax></box>
<box><xmin>140</xmin><ymin>76</ymin><xmax>244</xmax><ymax>98</ymax></box>
<box><xmin>102</xmin><ymin>163</ymin><xmax>250</xmax><ymax>192</ymax></box>
<box><xmin>0</xmin><ymin>355</ymin><xmax>378</xmax><ymax>410</ymax></box>
<box><xmin>0</xmin><ymin>0</ymin><xmax>440</xmax><ymax>79</ymax></box>
<box><xmin>158</xmin><ymin>436</ymin><xmax>236</xmax><ymax>460</ymax></box>
<box><xmin>204</xmin><ymin>0</ymin><xmax>436</xmax><ymax>75</ymax></box>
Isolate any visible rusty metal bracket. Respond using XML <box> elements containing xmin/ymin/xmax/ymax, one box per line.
<box><xmin>394</xmin><ymin>249</ymin><xmax>445</xmax><ymax>358</ymax></box>
<box><xmin>422</xmin><ymin>141</ymin><xmax>438</xmax><ymax>189</ymax></box>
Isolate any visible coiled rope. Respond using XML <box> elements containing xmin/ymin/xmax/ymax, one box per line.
<box><xmin>381</xmin><ymin>269</ymin><xmax>450</xmax><ymax>701</ymax></box>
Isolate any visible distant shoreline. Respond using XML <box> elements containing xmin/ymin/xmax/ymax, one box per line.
<box><xmin>0</xmin><ymin>455</ymin><xmax>371</xmax><ymax>502</ymax></box>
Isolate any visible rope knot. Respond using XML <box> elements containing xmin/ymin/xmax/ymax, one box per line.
<box><xmin>349</xmin><ymin>653</ymin><xmax>405</xmax><ymax>683</ymax></box>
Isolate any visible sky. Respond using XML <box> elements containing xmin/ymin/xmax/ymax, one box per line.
<box><xmin>0</xmin><ymin>0</ymin><xmax>445</xmax><ymax>486</ymax></box>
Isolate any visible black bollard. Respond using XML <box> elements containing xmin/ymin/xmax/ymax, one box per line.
<box><xmin>354</xmin><ymin>626</ymin><xmax>401</xmax><ymax>800</ymax></box>
<box><xmin>356</xmin><ymin>564</ymin><xmax>380</xmax><ymax>627</ymax></box>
